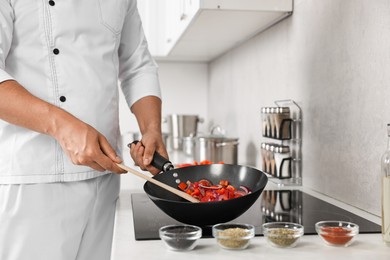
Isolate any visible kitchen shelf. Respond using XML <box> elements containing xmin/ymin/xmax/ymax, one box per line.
<box><xmin>146</xmin><ymin>0</ymin><xmax>293</xmax><ymax>62</ymax></box>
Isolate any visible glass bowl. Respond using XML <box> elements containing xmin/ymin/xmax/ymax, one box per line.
<box><xmin>212</xmin><ymin>223</ymin><xmax>255</xmax><ymax>250</ymax></box>
<box><xmin>159</xmin><ymin>225</ymin><xmax>202</xmax><ymax>251</ymax></box>
<box><xmin>262</xmin><ymin>222</ymin><xmax>304</xmax><ymax>248</ymax></box>
<box><xmin>315</xmin><ymin>221</ymin><xmax>359</xmax><ymax>247</ymax></box>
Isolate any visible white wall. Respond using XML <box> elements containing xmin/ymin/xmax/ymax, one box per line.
<box><xmin>207</xmin><ymin>0</ymin><xmax>390</xmax><ymax>216</ymax></box>
<box><xmin>157</xmin><ymin>62</ymin><xmax>209</xmax><ymax>135</ymax></box>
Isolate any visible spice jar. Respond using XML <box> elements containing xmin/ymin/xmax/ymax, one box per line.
<box><xmin>265</xmin><ymin>107</ymin><xmax>272</xmax><ymax>137</ymax></box>
<box><xmin>269</xmin><ymin>107</ymin><xmax>277</xmax><ymax>138</ymax></box>
<box><xmin>261</xmin><ymin>108</ymin><xmax>268</xmax><ymax>137</ymax></box>
<box><xmin>274</xmin><ymin>107</ymin><xmax>291</xmax><ymax>139</ymax></box>
<box><xmin>269</xmin><ymin>144</ymin><xmax>276</xmax><ymax>177</ymax></box>
<box><xmin>264</xmin><ymin>144</ymin><xmax>271</xmax><ymax>174</ymax></box>
<box><xmin>261</xmin><ymin>143</ymin><xmax>267</xmax><ymax>172</ymax></box>
<box><xmin>274</xmin><ymin>145</ymin><xmax>291</xmax><ymax>179</ymax></box>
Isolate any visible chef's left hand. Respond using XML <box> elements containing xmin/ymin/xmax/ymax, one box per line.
<box><xmin>129</xmin><ymin>131</ymin><xmax>169</xmax><ymax>175</ymax></box>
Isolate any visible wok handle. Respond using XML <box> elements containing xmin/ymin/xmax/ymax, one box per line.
<box><xmin>128</xmin><ymin>140</ymin><xmax>174</xmax><ymax>172</ymax></box>
<box><xmin>116</xmin><ymin>163</ymin><xmax>199</xmax><ymax>203</ymax></box>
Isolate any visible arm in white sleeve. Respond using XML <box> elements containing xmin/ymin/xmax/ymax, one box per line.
<box><xmin>0</xmin><ymin>0</ymin><xmax>14</xmax><ymax>83</ymax></box>
<box><xmin>118</xmin><ymin>0</ymin><xmax>161</xmax><ymax>108</ymax></box>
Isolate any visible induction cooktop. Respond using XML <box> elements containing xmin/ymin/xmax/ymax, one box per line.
<box><xmin>131</xmin><ymin>190</ymin><xmax>381</xmax><ymax>240</ymax></box>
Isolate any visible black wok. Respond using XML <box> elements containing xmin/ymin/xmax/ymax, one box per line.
<box><xmin>143</xmin><ymin>163</ymin><xmax>268</xmax><ymax>226</ymax></box>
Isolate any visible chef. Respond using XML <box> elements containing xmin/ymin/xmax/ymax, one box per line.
<box><xmin>0</xmin><ymin>0</ymin><xmax>167</xmax><ymax>259</ymax></box>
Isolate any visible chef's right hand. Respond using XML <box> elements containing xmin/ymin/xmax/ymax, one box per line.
<box><xmin>53</xmin><ymin>119</ymin><xmax>126</xmax><ymax>174</ymax></box>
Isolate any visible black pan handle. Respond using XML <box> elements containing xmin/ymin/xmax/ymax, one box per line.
<box><xmin>128</xmin><ymin>140</ymin><xmax>174</xmax><ymax>172</ymax></box>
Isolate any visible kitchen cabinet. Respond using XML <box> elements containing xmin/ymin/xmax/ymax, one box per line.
<box><xmin>164</xmin><ymin>0</ymin><xmax>200</xmax><ymax>55</ymax></box>
<box><xmin>137</xmin><ymin>0</ymin><xmax>293</xmax><ymax>62</ymax></box>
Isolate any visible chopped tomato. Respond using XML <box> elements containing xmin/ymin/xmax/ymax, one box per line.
<box><xmin>178</xmin><ymin>182</ymin><xmax>187</xmax><ymax>191</ymax></box>
<box><xmin>216</xmin><ymin>187</ymin><xmax>226</xmax><ymax>195</ymax></box>
<box><xmin>217</xmin><ymin>189</ymin><xmax>228</xmax><ymax>200</ymax></box>
<box><xmin>177</xmin><ymin>178</ymin><xmax>252</xmax><ymax>202</ymax></box>
<box><xmin>177</xmin><ymin>163</ymin><xmax>193</xmax><ymax>168</ymax></box>
<box><xmin>200</xmin><ymin>160</ymin><xmax>213</xmax><ymax>165</ymax></box>
<box><xmin>226</xmin><ymin>185</ymin><xmax>236</xmax><ymax>192</ymax></box>
<box><xmin>219</xmin><ymin>180</ymin><xmax>229</xmax><ymax>186</ymax></box>
<box><xmin>200</xmin><ymin>195</ymin><xmax>212</xmax><ymax>202</ymax></box>
<box><xmin>175</xmin><ymin>161</ymin><xmax>225</xmax><ymax>168</ymax></box>
<box><xmin>191</xmin><ymin>188</ymin><xmax>200</xmax><ymax>196</ymax></box>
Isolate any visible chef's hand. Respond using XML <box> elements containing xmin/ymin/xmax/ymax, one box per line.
<box><xmin>54</xmin><ymin>119</ymin><xmax>127</xmax><ymax>174</ymax></box>
<box><xmin>129</xmin><ymin>131</ymin><xmax>168</xmax><ymax>175</ymax></box>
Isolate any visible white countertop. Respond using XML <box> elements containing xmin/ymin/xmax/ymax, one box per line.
<box><xmin>110</xmin><ymin>184</ymin><xmax>389</xmax><ymax>260</ymax></box>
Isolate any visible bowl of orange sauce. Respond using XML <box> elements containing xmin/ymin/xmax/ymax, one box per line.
<box><xmin>315</xmin><ymin>221</ymin><xmax>359</xmax><ymax>247</ymax></box>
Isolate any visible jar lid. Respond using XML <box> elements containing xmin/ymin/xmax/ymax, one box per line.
<box><xmin>274</xmin><ymin>146</ymin><xmax>290</xmax><ymax>153</ymax></box>
<box><xmin>277</xmin><ymin>107</ymin><xmax>290</xmax><ymax>114</ymax></box>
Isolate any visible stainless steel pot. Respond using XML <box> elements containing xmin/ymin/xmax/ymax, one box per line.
<box><xmin>181</xmin><ymin>136</ymin><xmax>196</xmax><ymax>156</ymax></box>
<box><xmin>194</xmin><ymin>136</ymin><xmax>239</xmax><ymax>164</ymax></box>
<box><xmin>165</xmin><ymin>114</ymin><xmax>203</xmax><ymax>150</ymax></box>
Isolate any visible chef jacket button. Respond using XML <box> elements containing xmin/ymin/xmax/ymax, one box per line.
<box><xmin>49</xmin><ymin>0</ymin><xmax>55</xmax><ymax>6</ymax></box>
<box><xmin>59</xmin><ymin>96</ymin><xmax>66</xmax><ymax>102</ymax></box>
<box><xmin>53</xmin><ymin>48</ymin><xmax>60</xmax><ymax>55</ymax></box>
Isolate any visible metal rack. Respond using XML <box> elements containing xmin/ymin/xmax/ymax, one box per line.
<box><xmin>261</xmin><ymin>99</ymin><xmax>302</xmax><ymax>186</ymax></box>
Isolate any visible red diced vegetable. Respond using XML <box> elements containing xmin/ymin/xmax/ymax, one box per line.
<box><xmin>178</xmin><ymin>182</ymin><xmax>187</xmax><ymax>191</ymax></box>
<box><xmin>176</xmin><ymin>160</ymin><xmax>225</xmax><ymax>168</ymax></box>
<box><xmin>177</xmin><ymin>163</ymin><xmax>194</xmax><ymax>168</ymax></box>
<box><xmin>219</xmin><ymin>180</ymin><xmax>229</xmax><ymax>186</ymax></box>
<box><xmin>177</xmin><ymin>178</ymin><xmax>252</xmax><ymax>202</ymax></box>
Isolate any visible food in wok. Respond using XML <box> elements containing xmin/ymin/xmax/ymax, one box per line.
<box><xmin>144</xmin><ymin>164</ymin><xmax>268</xmax><ymax>226</ymax></box>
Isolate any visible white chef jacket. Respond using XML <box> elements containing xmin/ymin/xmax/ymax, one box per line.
<box><xmin>0</xmin><ymin>0</ymin><xmax>161</xmax><ymax>184</ymax></box>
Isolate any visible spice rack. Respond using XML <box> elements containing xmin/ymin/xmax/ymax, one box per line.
<box><xmin>260</xmin><ymin>99</ymin><xmax>302</xmax><ymax>186</ymax></box>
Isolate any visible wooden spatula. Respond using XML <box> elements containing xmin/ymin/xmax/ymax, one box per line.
<box><xmin>116</xmin><ymin>163</ymin><xmax>199</xmax><ymax>203</ymax></box>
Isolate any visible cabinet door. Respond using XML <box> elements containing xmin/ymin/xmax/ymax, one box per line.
<box><xmin>164</xmin><ymin>0</ymin><xmax>200</xmax><ymax>54</ymax></box>
<box><xmin>163</xmin><ymin>0</ymin><xmax>180</xmax><ymax>53</ymax></box>
<box><xmin>137</xmin><ymin>0</ymin><xmax>200</xmax><ymax>57</ymax></box>
<box><xmin>137</xmin><ymin>0</ymin><xmax>168</xmax><ymax>56</ymax></box>
<box><xmin>184</xmin><ymin>0</ymin><xmax>200</xmax><ymax>20</ymax></box>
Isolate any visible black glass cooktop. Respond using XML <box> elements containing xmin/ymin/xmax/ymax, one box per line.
<box><xmin>131</xmin><ymin>190</ymin><xmax>381</xmax><ymax>240</ymax></box>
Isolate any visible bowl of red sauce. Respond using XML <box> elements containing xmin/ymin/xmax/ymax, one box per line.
<box><xmin>315</xmin><ymin>221</ymin><xmax>359</xmax><ymax>247</ymax></box>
